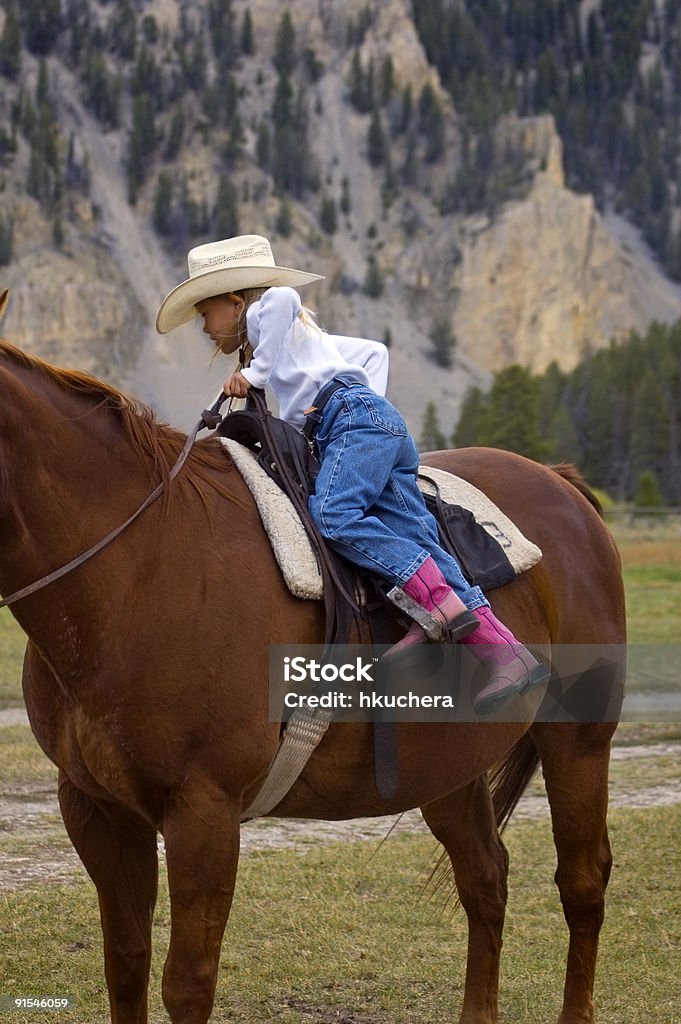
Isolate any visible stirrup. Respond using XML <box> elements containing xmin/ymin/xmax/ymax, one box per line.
<box><xmin>386</xmin><ymin>586</ymin><xmax>445</xmax><ymax>640</ymax></box>
<box><xmin>385</xmin><ymin>586</ymin><xmax>478</xmax><ymax>643</ymax></box>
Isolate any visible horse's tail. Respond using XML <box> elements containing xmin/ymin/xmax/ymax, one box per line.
<box><xmin>489</xmin><ymin>732</ymin><xmax>540</xmax><ymax>833</ymax></box>
<box><xmin>548</xmin><ymin>461</ymin><xmax>604</xmax><ymax>518</ymax></box>
<box><xmin>424</xmin><ymin>734</ymin><xmax>540</xmax><ymax>907</ymax></box>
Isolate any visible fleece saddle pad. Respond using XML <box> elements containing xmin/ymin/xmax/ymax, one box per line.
<box><xmin>219</xmin><ymin>438</ymin><xmax>542</xmax><ymax>600</ymax></box>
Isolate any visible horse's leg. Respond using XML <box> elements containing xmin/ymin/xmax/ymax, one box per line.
<box><xmin>531</xmin><ymin>723</ymin><xmax>614</xmax><ymax>1024</ymax></box>
<box><xmin>58</xmin><ymin>772</ymin><xmax>158</xmax><ymax>1024</ymax></box>
<box><xmin>161</xmin><ymin>780</ymin><xmax>241</xmax><ymax>1024</ymax></box>
<box><xmin>421</xmin><ymin>777</ymin><xmax>509</xmax><ymax>1024</ymax></box>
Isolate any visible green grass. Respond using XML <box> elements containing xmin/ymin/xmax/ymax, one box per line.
<box><xmin>610</xmin><ymin>522</ymin><xmax>681</xmax><ymax>646</ymax></box>
<box><xmin>0</xmin><ymin>725</ymin><xmax>57</xmax><ymax>782</ymax></box>
<box><xmin>0</xmin><ymin>807</ymin><xmax>679</xmax><ymax>1024</ymax></box>
<box><xmin>0</xmin><ymin>609</ymin><xmax>26</xmax><ymax>707</ymax></box>
<box><xmin>622</xmin><ymin>565</ymin><xmax>681</xmax><ymax>644</ymax></box>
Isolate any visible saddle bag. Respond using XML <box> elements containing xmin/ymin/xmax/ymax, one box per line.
<box><xmin>420</xmin><ymin>476</ymin><xmax>516</xmax><ymax>592</ymax></box>
<box><xmin>218</xmin><ymin>392</ymin><xmax>320</xmax><ymax>498</ymax></box>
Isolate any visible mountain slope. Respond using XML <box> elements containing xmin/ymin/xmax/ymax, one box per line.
<box><xmin>1</xmin><ymin>0</ymin><xmax>680</xmax><ymax>437</ymax></box>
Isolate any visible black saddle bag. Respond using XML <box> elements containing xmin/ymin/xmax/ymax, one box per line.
<box><xmin>419</xmin><ymin>474</ymin><xmax>516</xmax><ymax>592</ymax></box>
<box><xmin>217</xmin><ymin>390</ymin><xmax>320</xmax><ymax>499</ymax></box>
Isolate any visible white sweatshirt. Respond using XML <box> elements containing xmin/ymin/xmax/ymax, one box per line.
<box><xmin>240</xmin><ymin>286</ymin><xmax>389</xmax><ymax>426</ymax></box>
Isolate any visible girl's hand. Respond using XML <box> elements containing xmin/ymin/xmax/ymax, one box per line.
<box><xmin>223</xmin><ymin>370</ymin><xmax>251</xmax><ymax>398</ymax></box>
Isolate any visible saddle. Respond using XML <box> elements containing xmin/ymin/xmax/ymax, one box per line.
<box><xmin>216</xmin><ymin>391</ymin><xmax>521</xmax><ymax>806</ymax></box>
<box><xmin>217</xmin><ymin>389</ymin><xmax>365</xmax><ymax>647</ymax></box>
<box><xmin>217</xmin><ymin>390</ymin><xmax>518</xmax><ymax>618</ymax></box>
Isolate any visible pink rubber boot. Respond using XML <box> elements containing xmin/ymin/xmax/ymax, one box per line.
<box><xmin>462</xmin><ymin>607</ymin><xmax>550</xmax><ymax>715</ymax></box>
<box><xmin>384</xmin><ymin>557</ymin><xmax>479</xmax><ymax>660</ymax></box>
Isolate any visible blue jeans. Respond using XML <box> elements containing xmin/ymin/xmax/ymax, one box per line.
<box><xmin>307</xmin><ymin>379</ymin><xmax>488</xmax><ymax>610</ymax></box>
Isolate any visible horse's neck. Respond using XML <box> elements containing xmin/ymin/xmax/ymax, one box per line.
<box><xmin>0</xmin><ymin>374</ymin><xmax>148</xmax><ymax>633</ymax></box>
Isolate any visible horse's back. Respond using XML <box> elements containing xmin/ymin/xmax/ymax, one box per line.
<box><xmin>422</xmin><ymin>447</ymin><xmax>626</xmax><ymax>645</ymax></box>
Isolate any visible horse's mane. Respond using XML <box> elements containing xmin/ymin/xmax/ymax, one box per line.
<box><xmin>0</xmin><ymin>338</ymin><xmax>246</xmax><ymax>510</ymax></box>
<box><xmin>549</xmin><ymin>461</ymin><xmax>603</xmax><ymax>517</ymax></box>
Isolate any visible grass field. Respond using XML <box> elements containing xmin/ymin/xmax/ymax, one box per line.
<box><xmin>1</xmin><ymin>807</ymin><xmax>679</xmax><ymax>1024</ymax></box>
<box><xmin>610</xmin><ymin>520</ymin><xmax>681</xmax><ymax>646</ymax></box>
<box><xmin>0</xmin><ymin>607</ymin><xmax>26</xmax><ymax>707</ymax></box>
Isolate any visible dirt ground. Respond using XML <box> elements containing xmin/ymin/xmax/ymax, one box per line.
<box><xmin>1</xmin><ymin>709</ymin><xmax>679</xmax><ymax>891</ymax></box>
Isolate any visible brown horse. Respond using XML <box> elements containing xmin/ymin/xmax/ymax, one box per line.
<box><xmin>0</xmin><ymin>337</ymin><xmax>626</xmax><ymax>1024</ymax></box>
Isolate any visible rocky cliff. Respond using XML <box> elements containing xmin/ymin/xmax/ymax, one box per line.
<box><xmin>1</xmin><ymin>0</ymin><xmax>680</xmax><ymax>438</ymax></box>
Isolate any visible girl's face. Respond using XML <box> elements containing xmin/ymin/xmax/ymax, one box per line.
<box><xmin>195</xmin><ymin>293</ymin><xmax>244</xmax><ymax>353</ymax></box>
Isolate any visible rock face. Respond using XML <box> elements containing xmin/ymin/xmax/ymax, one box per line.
<box><xmin>2</xmin><ymin>0</ymin><xmax>681</xmax><ymax>438</ymax></box>
<box><xmin>452</xmin><ymin>122</ymin><xmax>681</xmax><ymax>374</ymax></box>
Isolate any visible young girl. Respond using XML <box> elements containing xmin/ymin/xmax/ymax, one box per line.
<box><xmin>156</xmin><ymin>235</ymin><xmax>548</xmax><ymax>715</ymax></box>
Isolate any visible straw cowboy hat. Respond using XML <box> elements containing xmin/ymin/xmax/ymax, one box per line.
<box><xmin>156</xmin><ymin>234</ymin><xmax>325</xmax><ymax>333</ymax></box>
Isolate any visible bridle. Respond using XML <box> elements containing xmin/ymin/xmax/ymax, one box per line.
<box><xmin>0</xmin><ymin>393</ymin><xmax>228</xmax><ymax>611</ymax></box>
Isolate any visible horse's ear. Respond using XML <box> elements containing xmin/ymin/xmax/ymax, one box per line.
<box><xmin>0</xmin><ymin>289</ymin><xmax>8</xmax><ymax>321</ymax></box>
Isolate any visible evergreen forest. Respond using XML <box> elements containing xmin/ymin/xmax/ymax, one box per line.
<box><xmin>412</xmin><ymin>0</ymin><xmax>681</xmax><ymax>281</ymax></box>
<box><xmin>451</xmin><ymin>319</ymin><xmax>681</xmax><ymax>505</ymax></box>
<box><xmin>5</xmin><ymin>0</ymin><xmax>681</xmax><ymax>279</ymax></box>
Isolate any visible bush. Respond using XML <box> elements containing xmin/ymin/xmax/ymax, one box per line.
<box><xmin>634</xmin><ymin>471</ymin><xmax>663</xmax><ymax>507</ymax></box>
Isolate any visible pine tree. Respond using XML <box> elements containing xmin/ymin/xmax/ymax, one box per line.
<box><xmin>126</xmin><ymin>94</ymin><xmax>157</xmax><ymax>203</ymax></box>
<box><xmin>21</xmin><ymin>0</ymin><xmax>61</xmax><ymax>55</ymax></box>
<box><xmin>0</xmin><ymin>123</ymin><xmax>17</xmax><ymax>165</ymax></box>
<box><xmin>275</xmin><ymin>198</ymin><xmax>293</xmax><ymax>237</ymax></box>
<box><xmin>429</xmin><ymin>318</ymin><xmax>457</xmax><ymax>368</ymax></box>
<box><xmin>109</xmin><ymin>0</ymin><xmax>137</xmax><ymax>60</ymax></box>
<box><xmin>153</xmin><ymin>172</ymin><xmax>174</xmax><ymax>235</ymax></box>
<box><xmin>214</xmin><ymin>174</ymin><xmax>239</xmax><ymax>238</ymax></box>
<box><xmin>453</xmin><ymin>387</ymin><xmax>486</xmax><ymax>448</ymax></box>
<box><xmin>398</xmin><ymin>85</ymin><xmax>413</xmax><ymax>134</ymax></box>
<box><xmin>420</xmin><ymin>401</ymin><xmax>447</xmax><ymax>452</ymax></box>
<box><xmin>66</xmin><ymin>0</ymin><xmax>90</xmax><ymax>67</ymax></box>
<box><xmin>380</xmin><ymin>56</ymin><xmax>395</xmax><ymax>105</ymax></box>
<box><xmin>367</xmin><ymin>108</ymin><xmax>386</xmax><ymax>166</ymax></box>
<box><xmin>320</xmin><ymin>193</ymin><xmax>337</xmax><ymax>234</ymax></box>
<box><xmin>0</xmin><ymin>212</ymin><xmax>14</xmax><ymax>265</ymax></box>
<box><xmin>634</xmin><ymin>470</ymin><xmax>663</xmax><ymax>507</ymax></box>
<box><xmin>241</xmin><ymin>10</ymin><xmax>254</xmax><ymax>55</ymax></box>
<box><xmin>36</xmin><ymin>59</ymin><xmax>50</xmax><ymax>107</ymax></box>
<box><xmin>208</xmin><ymin>0</ymin><xmax>237</xmax><ymax>65</ymax></box>
<box><xmin>82</xmin><ymin>55</ymin><xmax>121</xmax><ymax>129</ymax></box>
<box><xmin>629</xmin><ymin>369</ymin><xmax>671</xmax><ymax>495</ymax></box>
<box><xmin>256</xmin><ymin>122</ymin><xmax>270</xmax><ymax>170</ymax></box>
<box><xmin>348</xmin><ymin>50</ymin><xmax>373</xmax><ymax>113</ymax></box>
<box><xmin>340</xmin><ymin>176</ymin><xmax>352</xmax><ymax>215</ymax></box>
<box><xmin>546</xmin><ymin>404</ymin><xmax>581</xmax><ymax>463</ymax></box>
<box><xmin>363</xmin><ymin>255</ymin><xmax>384</xmax><ymax>298</ymax></box>
<box><xmin>418</xmin><ymin>82</ymin><xmax>446</xmax><ymax>162</ymax></box>
<box><xmin>274</xmin><ymin>11</ymin><xmax>296</xmax><ymax>75</ymax></box>
<box><xmin>271</xmin><ymin>74</ymin><xmax>313</xmax><ymax>196</ymax></box>
<box><xmin>480</xmin><ymin>365</ymin><xmax>550</xmax><ymax>462</ymax></box>
<box><xmin>142</xmin><ymin>14</ymin><xmax>159</xmax><ymax>45</ymax></box>
<box><xmin>52</xmin><ymin>216</ymin><xmax>64</xmax><ymax>249</ymax></box>
<box><xmin>0</xmin><ymin>5</ymin><xmax>22</xmax><ymax>79</ymax></box>
<box><xmin>164</xmin><ymin>106</ymin><xmax>185</xmax><ymax>160</ymax></box>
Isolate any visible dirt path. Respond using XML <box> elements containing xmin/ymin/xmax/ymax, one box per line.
<box><xmin>1</xmin><ymin>717</ymin><xmax>679</xmax><ymax>890</ymax></box>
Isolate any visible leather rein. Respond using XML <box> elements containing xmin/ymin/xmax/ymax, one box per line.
<box><xmin>0</xmin><ymin>394</ymin><xmax>227</xmax><ymax>611</ymax></box>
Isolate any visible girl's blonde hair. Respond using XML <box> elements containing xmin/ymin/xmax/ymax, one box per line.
<box><xmin>210</xmin><ymin>287</ymin><xmax>322</xmax><ymax>364</ymax></box>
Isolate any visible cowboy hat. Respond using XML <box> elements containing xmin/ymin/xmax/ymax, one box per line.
<box><xmin>156</xmin><ymin>234</ymin><xmax>325</xmax><ymax>334</ymax></box>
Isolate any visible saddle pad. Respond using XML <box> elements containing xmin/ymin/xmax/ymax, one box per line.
<box><xmin>220</xmin><ymin>438</ymin><xmax>542</xmax><ymax>600</ymax></box>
